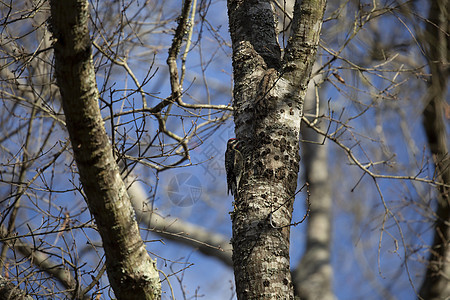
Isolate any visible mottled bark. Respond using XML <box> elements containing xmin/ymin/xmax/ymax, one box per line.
<box><xmin>418</xmin><ymin>0</ymin><xmax>450</xmax><ymax>298</ymax></box>
<box><xmin>48</xmin><ymin>1</ymin><xmax>160</xmax><ymax>299</ymax></box>
<box><xmin>227</xmin><ymin>0</ymin><xmax>326</xmax><ymax>298</ymax></box>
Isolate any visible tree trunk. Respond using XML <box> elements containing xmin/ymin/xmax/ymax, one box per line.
<box><xmin>419</xmin><ymin>0</ymin><xmax>450</xmax><ymax>298</ymax></box>
<box><xmin>48</xmin><ymin>1</ymin><xmax>160</xmax><ymax>299</ymax></box>
<box><xmin>227</xmin><ymin>0</ymin><xmax>326</xmax><ymax>298</ymax></box>
<box><xmin>294</xmin><ymin>83</ymin><xmax>335</xmax><ymax>300</ymax></box>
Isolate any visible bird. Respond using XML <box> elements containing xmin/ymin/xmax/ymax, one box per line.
<box><xmin>225</xmin><ymin>138</ymin><xmax>244</xmax><ymax>196</ymax></box>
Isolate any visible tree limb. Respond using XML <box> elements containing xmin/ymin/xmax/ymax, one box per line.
<box><xmin>49</xmin><ymin>0</ymin><xmax>160</xmax><ymax>298</ymax></box>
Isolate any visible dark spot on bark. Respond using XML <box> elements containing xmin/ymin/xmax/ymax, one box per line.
<box><xmin>274</xmin><ymin>155</ymin><xmax>279</xmax><ymax>160</ymax></box>
<box><xmin>264</xmin><ymin>169</ymin><xmax>274</xmax><ymax>178</ymax></box>
<box><xmin>275</xmin><ymin>168</ymin><xmax>284</xmax><ymax>179</ymax></box>
<box><xmin>287</xmin><ymin>172</ymin><xmax>296</xmax><ymax>183</ymax></box>
<box><xmin>280</xmin><ymin>109</ymin><xmax>285</xmax><ymax>113</ymax></box>
<box><xmin>263</xmin><ymin>280</ymin><xmax>270</xmax><ymax>287</ymax></box>
<box><xmin>287</xmin><ymin>102</ymin><xmax>292</xmax><ymax>107</ymax></box>
<box><xmin>283</xmin><ymin>278</ymin><xmax>289</xmax><ymax>285</ymax></box>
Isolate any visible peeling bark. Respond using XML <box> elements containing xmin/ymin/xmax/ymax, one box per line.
<box><xmin>48</xmin><ymin>1</ymin><xmax>160</xmax><ymax>299</ymax></box>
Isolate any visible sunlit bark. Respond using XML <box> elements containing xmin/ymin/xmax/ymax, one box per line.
<box><xmin>227</xmin><ymin>0</ymin><xmax>326</xmax><ymax>298</ymax></box>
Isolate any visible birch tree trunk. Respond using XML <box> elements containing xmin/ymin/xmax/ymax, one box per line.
<box><xmin>48</xmin><ymin>1</ymin><xmax>160</xmax><ymax>299</ymax></box>
<box><xmin>227</xmin><ymin>0</ymin><xmax>326</xmax><ymax>298</ymax></box>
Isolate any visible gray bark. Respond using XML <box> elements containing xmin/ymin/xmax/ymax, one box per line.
<box><xmin>227</xmin><ymin>0</ymin><xmax>326</xmax><ymax>298</ymax></box>
<box><xmin>48</xmin><ymin>1</ymin><xmax>160</xmax><ymax>299</ymax></box>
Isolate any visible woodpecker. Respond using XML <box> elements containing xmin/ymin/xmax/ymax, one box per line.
<box><xmin>225</xmin><ymin>138</ymin><xmax>244</xmax><ymax>196</ymax></box>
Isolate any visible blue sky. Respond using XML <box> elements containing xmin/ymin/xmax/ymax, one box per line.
<box><xmin>0</xmin><ymin>0</ymin><xmax>442</xmax><ymax>299</ymax></box>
